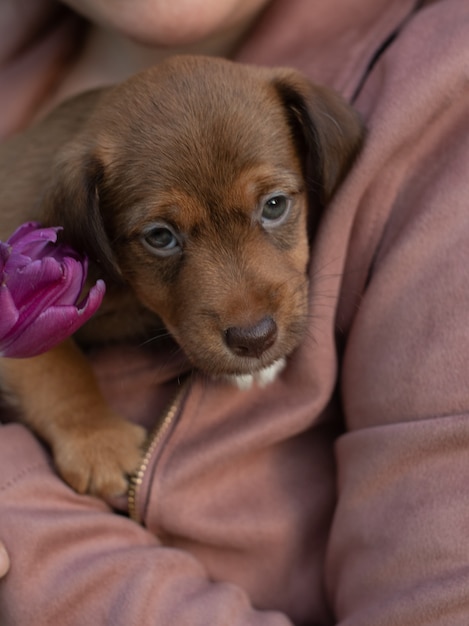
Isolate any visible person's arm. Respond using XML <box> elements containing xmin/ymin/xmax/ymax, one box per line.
<box><xmin>0</xmin><ymin>423</ymin><xmax>292</xmax><ymax>626</ymax></box>
<box><xmin>325</xmin><ymin>6</ymin><xmax>469</xmax><ymax>621</ymax></box>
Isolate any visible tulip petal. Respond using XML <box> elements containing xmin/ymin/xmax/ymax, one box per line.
<box><xmin>5</xmin><ymin>223</ymin><xmax>80</xmax><ymax>269</ymax></box>
<box><xmin>0</xmin><ymin>279</ymin><xmax>106</xmax><ymax>358</ymax></box>
<box><xmin>7</xmin><ymin>222</ymin><xmax>60</xmax><ymax>257</ymax></box>
<box><xmin>9</xmin><ymin>256</ymin><xmax>86</xmax><ymax>310</ymax></box>
<box><xmin>47</xmin><ymin>256</ymin><xmax>88</xmax><ymax>306</ymax></box>
<box><xmin>0</xmin><ymin>283</ymin><xmax>19</xmax><ymax>337</ymax></box>
<box><xmin>6</xmin><ymin>222</ymin><xmax>41</xmax><ymax>245</ymax></box>
<box><xmin>6</xmin><ymin>258</ymin><xmax>65</xmax><ymax>309</ymax></box>
<box><xmin>4</xmin><ymin>227</ymin><xmax>66</xmax><ymax>284</ymax></box>
<box><xmin>0</xmin><ymin>242</ymin><xmax>10</xmax><ymax>273</ymax></box>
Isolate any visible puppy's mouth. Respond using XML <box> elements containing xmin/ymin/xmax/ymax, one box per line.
<box><xmin>225</xmin><ymin>357</ymin><xmax>287</xmax><ymax>389</ymax></box>
<box><xmin>167</xmin><ymin>312</ymin><xmax>306</xmax><ymax>383</ymax></box>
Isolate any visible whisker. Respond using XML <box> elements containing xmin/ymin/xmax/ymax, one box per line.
<box><xmin>139</xmin><ymin>328</ymin><xmax>174</xmax><ymax>347</ymax></box>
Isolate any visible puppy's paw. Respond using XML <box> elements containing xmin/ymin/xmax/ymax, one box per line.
<box><xmin>52</xmin><ymin>415</ymin><xmax>146</xmax><ymax>498</ymax></box>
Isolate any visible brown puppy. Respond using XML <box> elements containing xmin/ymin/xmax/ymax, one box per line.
<box><xmin>0</xmin><ymin>56</ymin><xmax>363</xmax><ymax>497</ymax></box>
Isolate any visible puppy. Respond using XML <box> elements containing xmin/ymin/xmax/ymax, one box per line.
<box><xmin>0</xmin><ymin>56</ymin><xmax>363</xmax><ymax>498</ymax></box>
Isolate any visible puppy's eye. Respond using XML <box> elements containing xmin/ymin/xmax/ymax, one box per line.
<box><xmin>260</xmin><ymin>194</ymin><xmax>291</xmax><ymax>225</ymax></box>
<box><xmin>142</xmin><ymin>224</ymin><xmax>181</xmax><ymax>256</ymax></box>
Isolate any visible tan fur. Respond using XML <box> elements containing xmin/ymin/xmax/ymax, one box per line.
<box><xmin>0</xmin><ymin>56</ymin><xmax>364</xmax><ymax>497</ymax></box>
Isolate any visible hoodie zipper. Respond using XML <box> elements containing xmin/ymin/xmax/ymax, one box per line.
<box><xmin>128</xmin><ymin>380</ymin><xmax>189</xmax><ymax>523</ymax></box>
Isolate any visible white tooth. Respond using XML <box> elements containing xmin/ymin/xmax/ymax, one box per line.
<box><xmin>254</xmin><ymin>358</ymin><xmax>286</xmax><ymax>387</ymax></box>
<box><xmin>230</xmin><ymin>373</ymin><xmax>255</xmax><ymax>390</ymax></box>
<box><xmin>228</xmin><ymin>358</ymin><xmax>286</xmax><ymax>390</ymax></box>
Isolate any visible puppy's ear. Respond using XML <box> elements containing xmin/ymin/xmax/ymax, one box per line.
<box><xmin>271</xmin><ymin>70</ymin><xmax>365</xmax><ymax>216</ymax></box>
<box><xmin>41</xmin><ymin>147</ymin><xmax>122</xmax><ymax>282</ymax></box>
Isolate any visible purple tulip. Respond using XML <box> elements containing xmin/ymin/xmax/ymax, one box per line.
<box><xmin>0</xmin><ymin>222</ymin><xmax>105</xmax><ymax>358</ymax></box>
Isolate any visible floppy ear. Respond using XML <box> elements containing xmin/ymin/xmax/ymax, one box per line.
<box><xmin>271</xmin><ymin>70</ymin><xmax>365</xmax><ymax>226</ymax></box>
<box><xmin>41</xmin><ymin>146</ymin><xmax>122</xmax><ymax>282</ymax></box>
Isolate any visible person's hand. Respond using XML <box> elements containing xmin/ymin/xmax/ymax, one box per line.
<box><xmin>0</xmin><ymin>541</ymin><xmax>10</xmax><ymax>577</ymax></box>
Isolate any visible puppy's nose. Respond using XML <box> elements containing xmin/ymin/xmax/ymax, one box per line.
<box><xmin>224</xmin><ymin>316</ymin><xmax>277</xmax><ymax>358</ymax></box>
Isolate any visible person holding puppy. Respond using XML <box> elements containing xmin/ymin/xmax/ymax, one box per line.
<box><xmin>1</xmin><ymin>1</ymin><xmax>469</xmax><ymax>625</ymax></box>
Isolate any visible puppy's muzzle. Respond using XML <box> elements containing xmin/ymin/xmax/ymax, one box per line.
<box><xmin>224</xmin><ymin>315</ymin><xmax>277</xmax><ymax>359</ymax></box>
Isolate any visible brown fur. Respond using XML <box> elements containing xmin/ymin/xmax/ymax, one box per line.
<box><xmin>0</xmin><ymin>56</ymin><xmax>364</xmax><ymax>497</ymax></box>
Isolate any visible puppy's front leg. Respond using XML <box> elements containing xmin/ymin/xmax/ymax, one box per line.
<box><xmin>0</xmin><ymin>339</ymin><xmax>146</xmax><ymax>497</ymax></box>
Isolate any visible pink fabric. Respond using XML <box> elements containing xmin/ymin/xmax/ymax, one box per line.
<box><xmin>2</xmin><ymin>0</ymin><xmax>469</xmax><ymax>624</ymax></box>
<box><xmin>0</xmin><ymin>1</ymin><xmax>82</xmax><ymax>139</ymax></box>
<box><xmin>237</xmin><ymin>0</ymin><xmax>417</xmax><ymax>97</ymax></box>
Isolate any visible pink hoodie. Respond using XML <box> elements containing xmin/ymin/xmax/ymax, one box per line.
<box><xmin>1</xmin><ymin>0</ymin><xmax>469</xmax><ymax>624</ymax></box>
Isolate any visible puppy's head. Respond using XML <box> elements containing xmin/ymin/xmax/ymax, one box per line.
<box><xmin>43</xmin><ymin>56</ymin><xmax>363</xmax><ymax>378</ymax></box>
